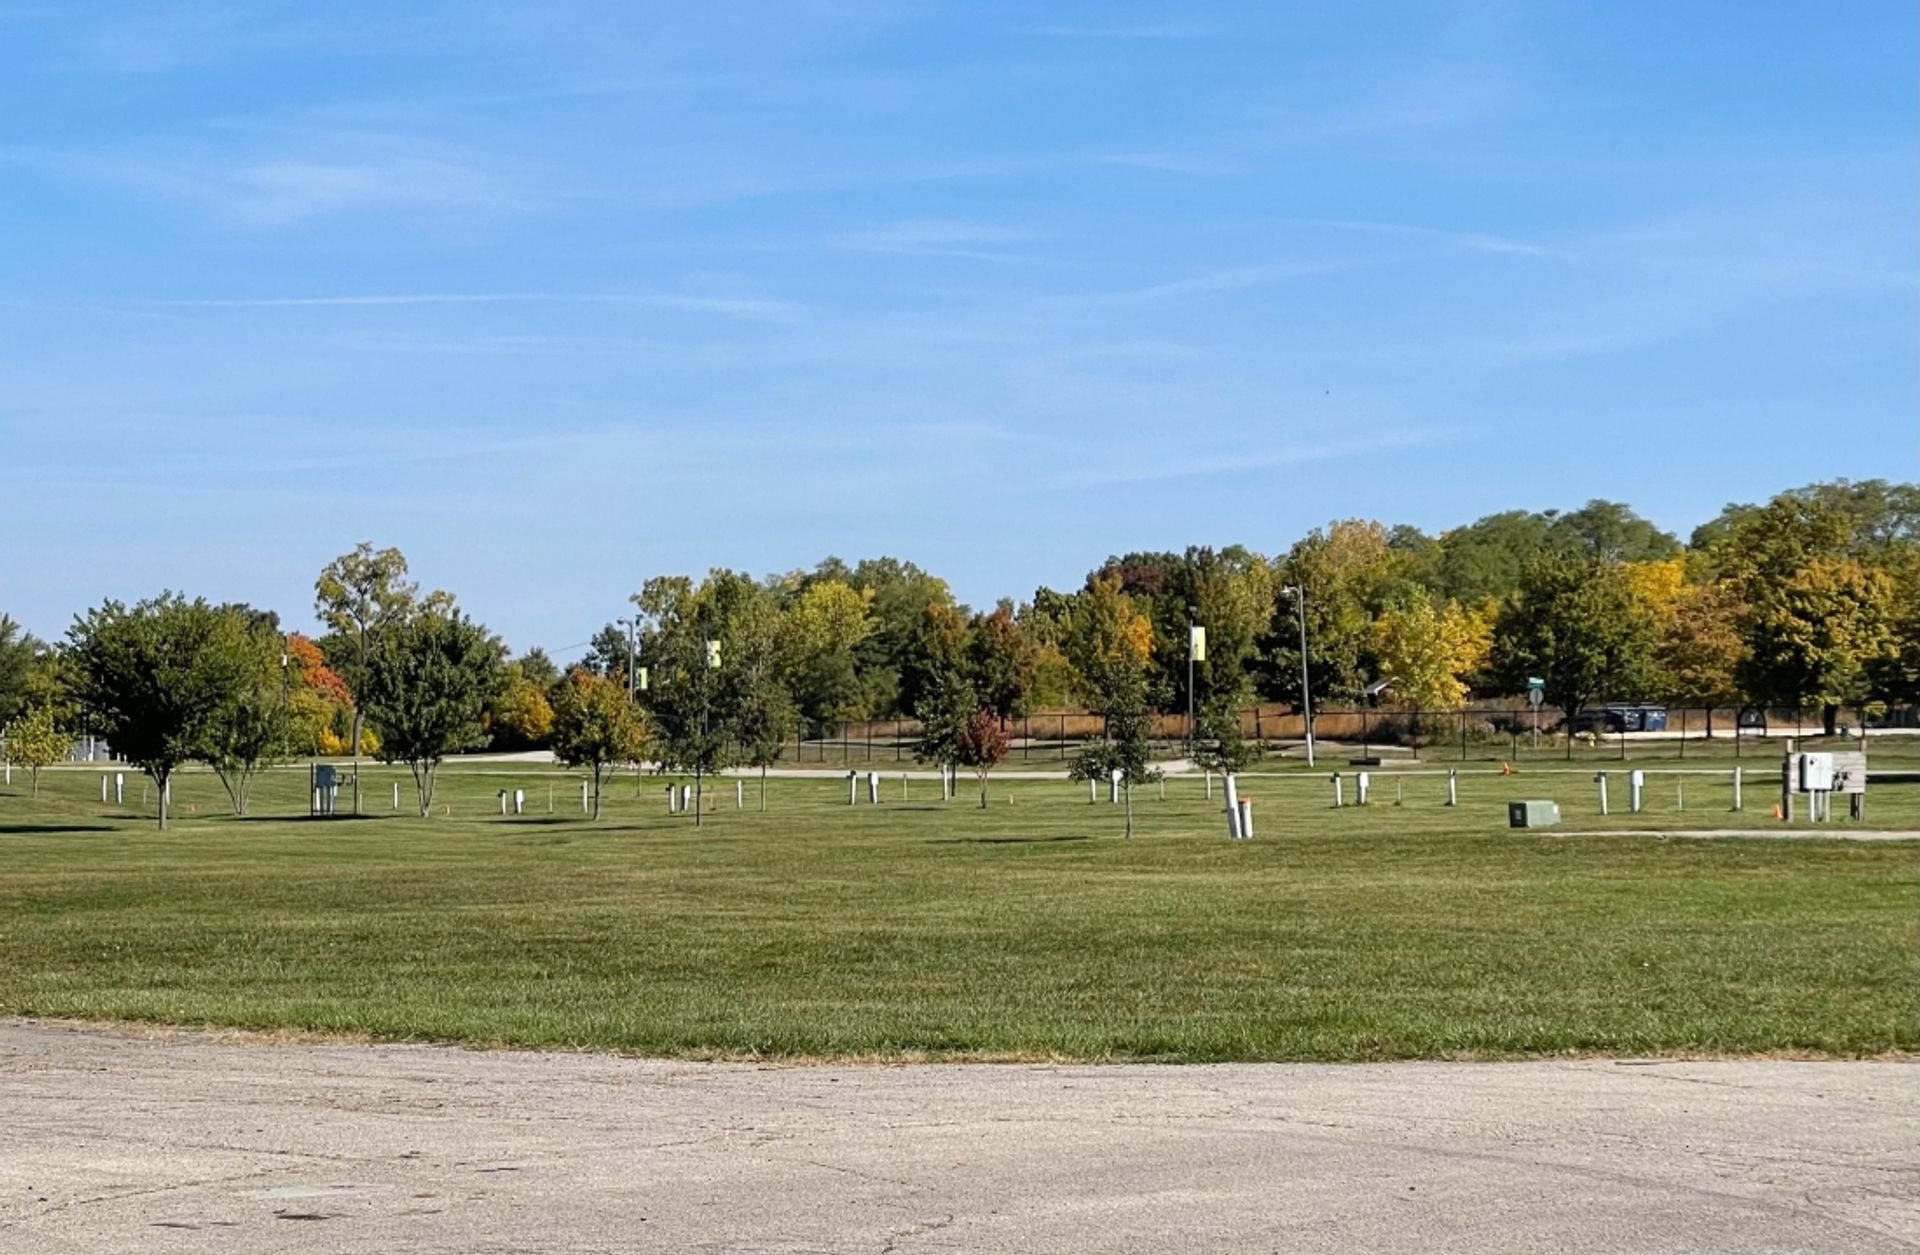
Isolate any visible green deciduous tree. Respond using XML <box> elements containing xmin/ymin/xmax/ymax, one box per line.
<box><xmin>635</xmin><ymin>575</ymin><xmax>731</xmax><ymax>824</ymax></box>
<box><xmin>198</xmin><ymin>614</ymin><xmax>295</xmax><ymax>816</ymax></box>
<box><xmin>1264</xmin><ymin>522</ymin><xmax>1406</xmax><ymax>707</ymax></box>
<box><xmin>1064</xmin><ymin>576</ymin><xmax>1159</xmax><ymax>837</ymax></box>
<box><xmin>549</xmin><ymin>669</ymin><xmax>648</xmax><ymax>820</ymax></box>
<box><xmin>1490</xmin><ymin>556</ymin><xmax>1658</xmax><ymax>754</ymax></box>
<box><xmin>1739</xmin><ymin>557</ymin><xmax>1893</xmax><ymax>734</ymax></box>
<box><xmin>713</xmin><ymin>577</ymin><xmax>796</xmax><ymax>810</ymax></box>
<box><xmin>68</xmin><ymin>594</ymin><xmax>254</xmax><ymax>829</ymax></box>
<box><xmin>358</xmin><ymin>610</ymin><xmax>503</xmax><ymax>816</ymax></box>
<box><xmin>315</xmin><ymin>544</ymin><xmax>447</xmax><ymax>811</ymax></box>
<box><xmin>777</xmin><ymin>578</ymin><xmax>873</xmax><ymax>728</ymax></box>
<box><xmin>4</xmin><ymin>703</ymin><xmax>66</xmax><ymax>797</ymax></box>
<box><xmin>1544</xmin><ymin>499</ymin><xmax>1681</xmax><ymax>563</ymax></box>
<box><xmin>0</xmin><ymin>614</ymin><xmax>47</xmax><ymax>730</ymax></box>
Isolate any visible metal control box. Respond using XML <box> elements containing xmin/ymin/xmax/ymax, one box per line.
<box><xmin>1508</xmin><ymin>800</ymin><xmax>1561</xmax><ymax>828</ymax></box>
<box><xmin>1797</xmin><ymin>752</ymin><xmax>1835</xmax><ymax>792</ymax></box>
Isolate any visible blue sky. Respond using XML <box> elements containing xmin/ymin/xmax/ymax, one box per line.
<box><xmin>2</xmin><ymin>2</ymin><xmax>1913</xmax><ymax>658</ymax></box>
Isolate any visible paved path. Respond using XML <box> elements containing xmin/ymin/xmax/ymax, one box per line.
<box><xmin>1556</xmin><ymin>828</ymin><xmax>1920</xmax><ymax>842</ymax></box>
<box><xmin>1</xmin><ymin>1021</ymin><xmax>1914</xmax><ymax>1253</ymax></box>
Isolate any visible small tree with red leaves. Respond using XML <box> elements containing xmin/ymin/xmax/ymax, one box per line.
<box><xmin>955</xmin><ymin>707</ymin><xmax>1011</xmax><ymax>809</ymax></box>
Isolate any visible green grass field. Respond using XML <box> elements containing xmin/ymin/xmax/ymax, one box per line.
<box><xmin>1</xmin><ymin>758</ymin><xmax>1914</xmax><ymax>1061</ymax></box>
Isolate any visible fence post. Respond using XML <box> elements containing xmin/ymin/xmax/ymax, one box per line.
<box><xmin>1731</xmin><ymin>766</ymin><xmax>1742</xmax><ymax>812</ymax></box>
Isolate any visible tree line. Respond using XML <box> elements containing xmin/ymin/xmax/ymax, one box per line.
<box><xmin>1</xmin><ymin>478</ymin><xmax>1916</xmax><ymax>828</ymax></box>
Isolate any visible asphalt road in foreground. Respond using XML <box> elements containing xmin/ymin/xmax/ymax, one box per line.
<box><xmin>1</xmin><ymin>1022</ymin><xmax>1913</xmax><ymax>1254</ymax></box>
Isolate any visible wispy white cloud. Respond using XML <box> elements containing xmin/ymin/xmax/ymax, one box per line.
<box><xmin>1297</xmin><ymin>218</ymin><xmax>1574</xmax><ymax>260</ymax></box>
<box><xmin>136</xmin><ymin>291</ymin><xmax>809</xmax><ymax>322</ymax></box>
<box><xmin>1057</xmin><ymin>427</ymin><xmax>1467</xmax><ymax>488</ymax></box>
<box><xmin>832</xmin><ymin>218</ymin><xmax>1045</xmax><ymax>261</ymax></box>
<box><xmin>65</xmin><ymin>151</ymin><xmax>512</xmax><ymax>224</ymax></box>
<box><xmin>1019</xmin><ymin>23</ymin><xmax>1214</xmax><ymax>40</ymax></box>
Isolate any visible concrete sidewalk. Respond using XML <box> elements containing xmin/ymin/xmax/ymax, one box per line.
<box><xmin>1</xmin><ymin>1021</ymin><xmax>1913</xmax><ymax>1253</ymax></box>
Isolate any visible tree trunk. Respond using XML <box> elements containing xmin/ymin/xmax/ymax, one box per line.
<box><xmin>978</xmin><ymin>768</ymin><xmax>989</xmax><ymax>809</ymax></box>
<box><xmin>350</xmin><ymin>707</ymin><xmax>364</xmax><ymax>815</ymax></box>
<box><xmin>1123</xmin><ymin>782</ymin><xmax>1133</xmax><ymax>838</ymax></box>
<box><xmin>413</xmin><ymin>761</ymin><xmax>435</xmax><ymax>817</ymax></box>
<box><xmin>760</xmin><ymin>764</ymin><xmax>768</xmax><ymax>812</ymax></box>
<box><xmin>216</xmin><ymin>768</ymin><xmax>248</xmax><ymax>817</ymax></box>
<box><xmin>30</xmin><ymin>766</ymin><xmax>40</xmax><ymax>798</ymax></box>
<box><xmin>592</xmin><ymin>765</ymin><xmax>603</xmax><ymax>820</ymax></box>
<box><xmin>1821</xmin><ymin>703</ymin><xmax>1839</xmax><ymax>737</ymax></box>
<box><xmin>155</xmin><ymin>770</ymin><xmax>169</xmax><ymax>831</ymax></box>
<box><xmin>695</xmin><ymin>766</ymin><xmax>703</xmax><ymax>828</ymax></box>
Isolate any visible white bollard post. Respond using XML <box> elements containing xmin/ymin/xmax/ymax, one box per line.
<box><xmin>393</xmin><ymin>781</ymin><xmax>401</xmax><ymax>810</ymax></box>
<box><xmin>1629</xmin><ymin>769</ymin><xmax>1644</xmax><ymax>814</ymax></box>
<box><xmin>1331</xmin><ymin>773</ymin><xmax>1344</xmax><ymax>808</ymax></box>
<box><xmin>1109</xmin><ymin>769</ymin><xmax>1121</xmax><ymax>804</ymax></box>
<box><xmin>737</xmin><ymin>780</ymin><xmax>744</xmax><ymax>809</ymax></box>
<box><xmin>582</xmin><ymin>782</ymin><xmax>590</xmax><ymax>813</ymax></box>
<box><xmin>1205</xmin><ymin>771</ymin><xmax>1212</xmax><ymax>800</ymax></box>
<box><xmin>867</xmin><ymin>772</ymin><xmax>879</xmax><ymax>805</ymax></box>
<box><xmin>499</xmin><ymin>791</ymin><xmax>508</xmax><ymax>815</ymax></box>
<box><xmin>1356</xmin><ymin>772</ymin><xmax>1371</xmax><ymax>807</ymax></box>
<box><xmin>514</xmin><ymin>789</ymin><xmax>525</xmax><ymax>815</ymax></box>
<box><xmin>101</xmin><ymin>774</ymin><xmax>109</xmax><ymax>803</ymax></box>
<box><xmin>1595</xmin><ymin>772</ymin><xmax>1609</xmax><ymax>816</ymax></box>
<box><xmin>116</xmin><ymin>773</ymin><xmax>125</xmax><ymax>805</ymax></box>
<box><xmin>1238</xmin><ymin>797</ymin><xmax>1253</xmax><ymax>840</ymax></box>
<box><xmin>1731</xmin><ymin>767</ymin><xmax>1742</xmax><ymax>812</ymax></box>
<box><xmin>1088</xmin><ymin>777</ymin><xmax>1097</xmax><ymax>804</ymax></box>
<box><xmin>680</xmin><ymin>784</ymin><xmax>692</xmax><ymax>814</ymax></box>
<box><xmin>848</xmin><ymin>771</ymin><xmax>858</xmax><ymax>806</ymax></box>
<box><xmin>1676</xmin><ymin>781</ymin><xmax>1684</xmax><ymax>812</ymax></box>
<box><xmin>666</xmin><ymin>783</ymin><xmax>677</xmax><ymax>814</ymax></box>
<box><xmin>1446</xmin><ymin>770</ymin><xmax>1457</xmax><ymax>807</ymax></box>
<box><xmin>1223</xmin><ymin>773</ymin><xmax>1242</xmax><ymax>839</ymax></box>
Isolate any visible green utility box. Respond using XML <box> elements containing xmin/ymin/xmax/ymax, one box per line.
<box><xmin>1508</xmin><ymin>800</ymin><xmax>1561</xmax><ymax>828</ymax></box>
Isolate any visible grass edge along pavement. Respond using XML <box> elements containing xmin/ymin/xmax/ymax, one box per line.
<box><xmin>1</xmin><ymin>760</ymin><xmax>1914</xmax><ymax>1064</ymax></box>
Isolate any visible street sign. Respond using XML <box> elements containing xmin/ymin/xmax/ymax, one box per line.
<box><xmin>1189</xmin><ymin>625</ymin><xmax>1207</xmax><ymax>662</ymax></box>
<box><xmin>1527</xmin><ymin>678</ymin><xmax>1544</xmax><ymax>707</ymax></box>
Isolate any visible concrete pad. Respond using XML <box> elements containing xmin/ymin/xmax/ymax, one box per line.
<box><xmin>1</xmin><ymin>1021</ymin><xmax>1914</xmax><ymax>1253</ymax></box>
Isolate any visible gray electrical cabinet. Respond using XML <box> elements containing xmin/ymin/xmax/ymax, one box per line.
<box><xmin>1508</xmin><ymin>800</ymin><xmax>1561</xmax><ymax>828</ymax></box>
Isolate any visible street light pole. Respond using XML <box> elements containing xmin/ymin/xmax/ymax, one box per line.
<box><xmin>1186</xmin><ymin>605</ymin><xmax>1196</xmax><ymax>760</ymax></box>
<box><xmin>617</xmin><ymin>617</ymin><xmax>637</xmax><ymax>703</ymax></box>
<box><xmin>1284</xmin><ymin>585</ymin><xmax>1315</xmax><ymax>767</ymax></box>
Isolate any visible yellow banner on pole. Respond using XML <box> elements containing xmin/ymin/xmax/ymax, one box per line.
<box><xmin>1190</xmin><ymin>625</ymin><xmax>1207</xmax><ymax>662</ymax></box>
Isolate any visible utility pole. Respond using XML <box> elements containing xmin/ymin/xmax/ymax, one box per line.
<box><xmin>1283</xmin><ymin>585</ymin><xmax>1315</xmax><ymax>767</ymax></box>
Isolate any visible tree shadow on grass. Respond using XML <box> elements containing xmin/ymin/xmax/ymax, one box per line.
<box><xmin>929</xmin><ymin>834</ymin><xmax>1092</xmax><ymax>845</ymax></box>
<box><xmin>0</xmin><ymin>823</ymin><xmax>119</xmax><ymax>835</ymax></box>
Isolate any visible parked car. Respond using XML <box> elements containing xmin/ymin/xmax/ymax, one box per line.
<box><xmin>1570</xmin><ymin>704</ymin><xmax>1669</xmax><ymax>734</ymax></box>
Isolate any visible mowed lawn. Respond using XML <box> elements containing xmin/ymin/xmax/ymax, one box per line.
<box><xmin>0</xmin><ymin>760</ymin><xmax>1913</xmax><ymax>1061</ymax></box>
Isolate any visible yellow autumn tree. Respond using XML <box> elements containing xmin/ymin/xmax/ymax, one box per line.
<box><xmin>1373</xmin><ymin>598</ymin><xmax>1487</xmax><ymax>711</ymax></box>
